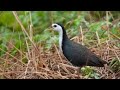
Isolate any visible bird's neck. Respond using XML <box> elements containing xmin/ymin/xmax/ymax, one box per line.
<box><xmin>59</xmin><ymin>28</ymin><xmax>68</xmax><ymax>53</ymax></box>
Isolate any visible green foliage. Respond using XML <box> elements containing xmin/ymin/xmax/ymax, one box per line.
<box><xmin>109</xmin><ymin>59</ymin><xmax>120</xmax><ymax>73</ymax></box>
<box><xmin>0</xmin><ymin>25</ymin><xmax>25</xmax><ymax>56</ymax></box>
<box><xmin>22</xmin><ymin>57</ymin><xmax>28</xmax><ymax>64</ymax></box>
<box><xmin>0</xmin><ymin>12</ymin><xmax>15</xmax><ymax>27</ymax></box>
<box><xmin>81</xmin><ymin>66</ymin><xmax>100</xmax><ymax>79</ymax></box>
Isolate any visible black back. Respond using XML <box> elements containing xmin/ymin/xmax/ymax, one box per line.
<box><xmin>59</xmin><ymin>24</ymin><xmax>107</xmax><ymax>67</ymax></box>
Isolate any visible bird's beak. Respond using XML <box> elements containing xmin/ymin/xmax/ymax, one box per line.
<box><xmin>51</xmin><ymin>25</ymin><xmax>53</xmax><ymax>29</ymax></box>
<box><xmin>47</xmin><ymin>27</ymin><xmax>53</xmax><ymax>31</ymax></box>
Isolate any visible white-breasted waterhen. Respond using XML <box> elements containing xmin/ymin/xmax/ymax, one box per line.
<box><xmin>51</xmin><ymin>23</ymin><xmax>107</xmax><ymax>67</ymax></box>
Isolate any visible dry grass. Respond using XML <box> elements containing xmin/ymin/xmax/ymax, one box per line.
<box><xmin>0</xmin><ymin>40</ymin><xmax>120</xmax><ymax>79</ymax></box>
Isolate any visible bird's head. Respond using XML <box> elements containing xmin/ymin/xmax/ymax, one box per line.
<box><xmin>52</xmin><ymin>23</ymin><xmax>64</xmax><ymax>32</ymax></box>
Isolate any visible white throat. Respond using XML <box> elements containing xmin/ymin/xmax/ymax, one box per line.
<box><xmin>59</xmin><ymin>29</ymin><xmax>63</xmax><ymax>53</ymax></box>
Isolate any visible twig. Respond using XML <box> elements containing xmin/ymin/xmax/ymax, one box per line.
<box><xmin>109</xmin><ymin>31</ymin><xmax>120</xmax><ymax>41</ymax></box>
<box><xmin>24</xmin><ymin>60</ymin><xmax>31</xmax><ymax>79</ymax></box>
<box><xmin>59</xmin><ymin>63</ymin><xmax>78</xmax><ymax>69</ymax></box>
<box><xmin>12</xmin><ymin>11</ymin><xmax>40</xmax><ymax>57</ymax></box>
<box><xmin>8</xmin><ymin>42</ymin><xmax>26</xmax><ymax>58</ymax></box>
<box><xmin>96</xmin><ymin>31</ymin><xmax>100</xmax><ymax>45</ymax></box>
<box><xmin>53</xmin><ymin>43</ymin><xmax>63</xmax><ymax>63</ymax></box>
<box><xmin>106</xmin><ymin>11</ymin><xmax>110</xmax><ymax>41</ymax></box>
<box><xmin>113</xmin><ymin>50</ymin><xmax>120</xmax><ymax>62</ymax></box>
<box><xmin>80</xmin><ymin>26</ymin><xmax>84</xmax><ymax>45</ymax></box>
<box><xmin>0</xmin><ymin>48</ymin><xmax>21</xmax><ymax>62</ymax></box>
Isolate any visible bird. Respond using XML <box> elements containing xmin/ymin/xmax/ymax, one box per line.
<box><xmin>51</xmin><ymin>23</ymin><xmax>107</xmax><ymax>67</ymax></box>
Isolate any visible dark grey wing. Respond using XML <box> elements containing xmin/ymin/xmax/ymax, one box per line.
<box><xmin>63</xmin><ymin>40</ymin><xmax>107</xmax><ymax>67</ymax></box>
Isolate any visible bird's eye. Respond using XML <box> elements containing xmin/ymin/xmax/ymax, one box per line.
<box><xmin>53</xmin><ymin>25</ymin><xmax>57</xmax><ymax>27</ymax></box>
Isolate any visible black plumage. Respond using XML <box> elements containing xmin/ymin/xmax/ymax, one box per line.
<box><xmin>52</xmin><ymin>23</ymin><xmax>107</xmax><ymax>67</ymax></box>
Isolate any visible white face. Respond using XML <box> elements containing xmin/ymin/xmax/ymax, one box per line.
<box><xmin>51</xmin><ymin>23</ymin><xmax>63</xmax><ymax>52</ymax></box>
<box><xmin>52</xmin><ymin>23</ymin><xmax>62</xmax><ymax>32</ymax></box>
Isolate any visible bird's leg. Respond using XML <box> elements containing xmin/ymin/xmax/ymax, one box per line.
<box><xmin>77</xmin><ymin>67</ymin><xmax>82</xmax><ymax>78</ymax></box>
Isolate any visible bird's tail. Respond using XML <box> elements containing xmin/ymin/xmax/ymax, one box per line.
<box><xmin>90</xmin><ymin>55</ymin><xmax>108</xmax><ymax>67</ymax></box>
<box><xmin>101</xmin><ymin>60</ymin><xmax>108</xmax><ymax>64</ymax></box>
